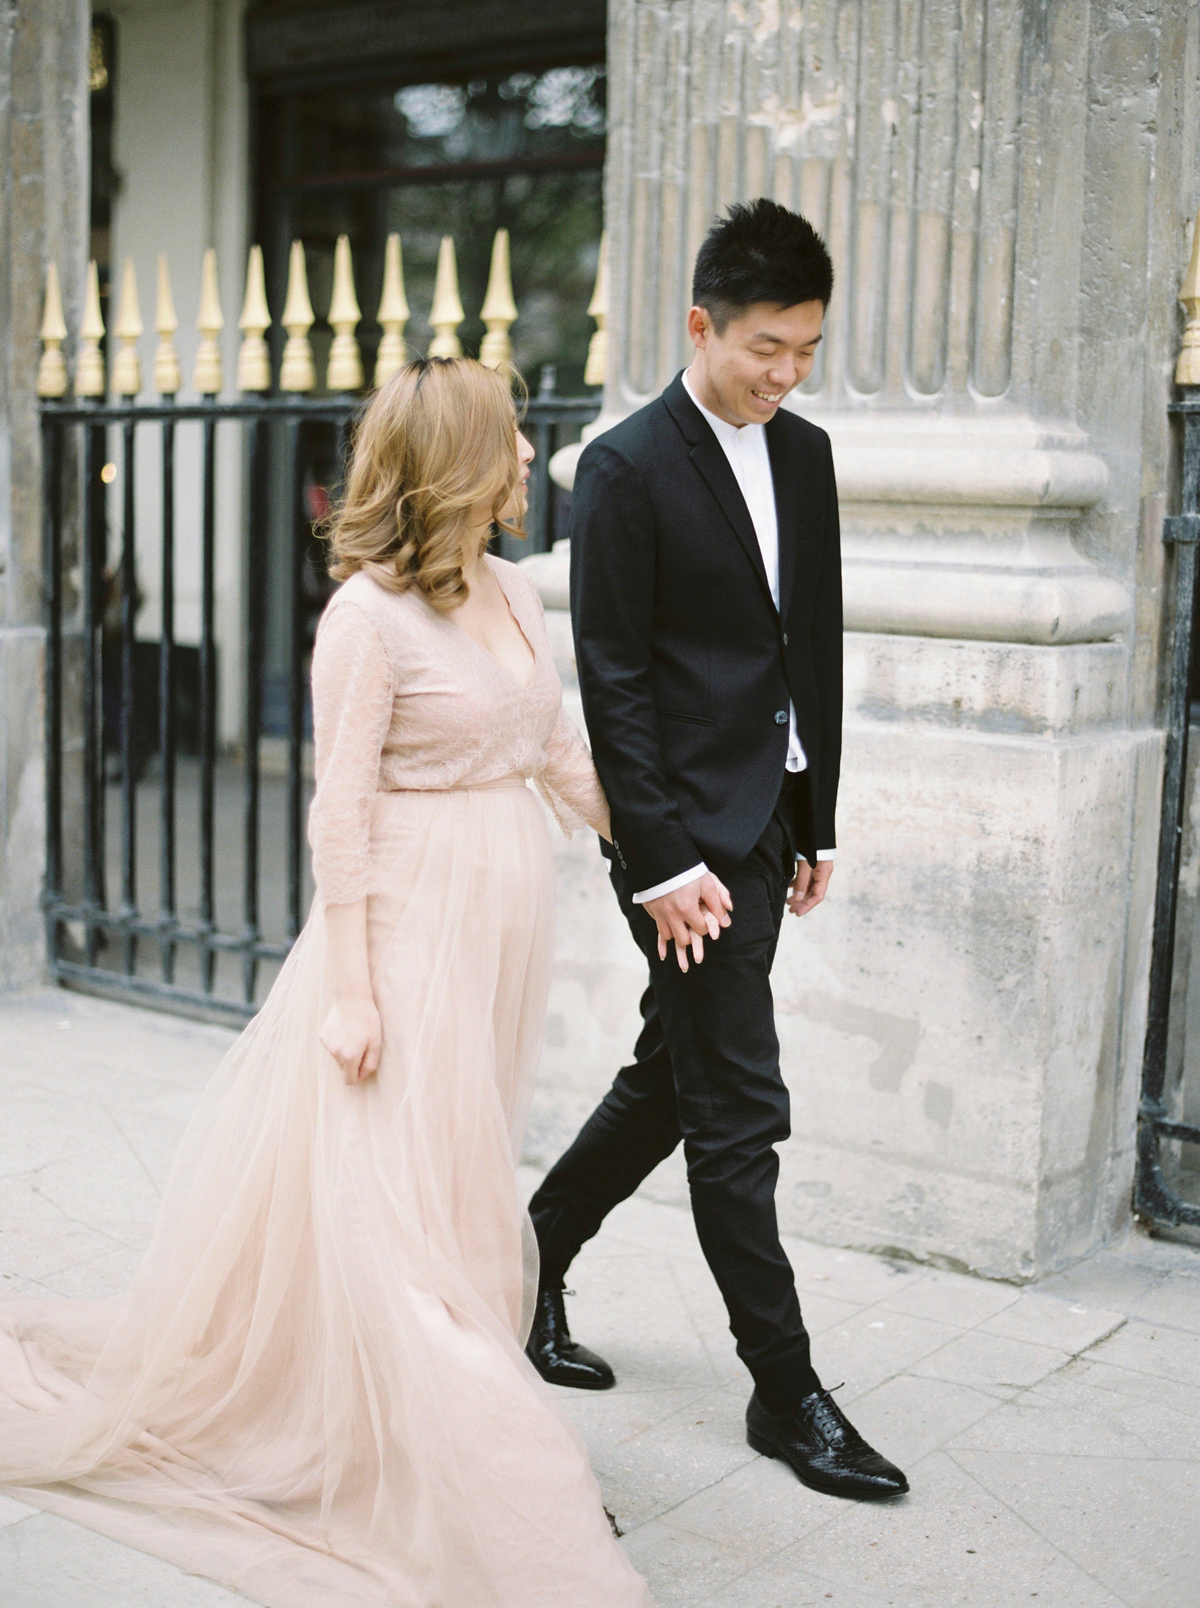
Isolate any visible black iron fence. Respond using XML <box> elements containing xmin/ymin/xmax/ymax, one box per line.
<box><xmin>40</xmin><ymin>379</ymin><xmax>597</xmax><ymax>1026</ymax></box>
<box><xmin>1138</xmin><ymin>387</ymin><xmax>1200</xmax><ymax>1229</ymax></box>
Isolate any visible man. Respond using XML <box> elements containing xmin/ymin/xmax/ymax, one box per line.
<box><xmin>526</xmin><ymin>199</ymin><xmax>907</xmax><ymax>1501</ymax></box>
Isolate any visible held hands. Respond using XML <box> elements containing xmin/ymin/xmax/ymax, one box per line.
<box><xmin>644</xmin><ymin>872</ymin><xmax>733</xmax><ymax>973</ymax></box>
<box><xmin>319</xmin><ymin>994</ymin><xmax>382</xmax><ymax>1085</ymax></box>
<box><xmin>788</xmin><ymin>857</ymin><xmax>834</xmax><ymax>917</ymax></box>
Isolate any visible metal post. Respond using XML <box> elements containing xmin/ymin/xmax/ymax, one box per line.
<box><xmin>286</xmin><ymin>416</ymin><xmax>306</xmax><ymax>938</ymax></box>
<box><xmin>158</xmin><ymin>400</ymin><xmax>177</xmax><ymax>979</ymax></box>
<box><xmin>118</xmin><ymin>418</ymin><xmax>138</xmax><ymax>975</ymax></box>
<box><xmin>80</xmin><ymin>414</ymin><xmax>104</xmax><ymax>966</ymax></box>
<box><xmin>530</xmin><ymin>363</ymin><xmax>556</xmax><ymax>554</ymax></box>
<box><xmin>1137</xmin><ymin>391</ymin><xmax>1200</xmax><ymax>1228</ymax></box>
<box><xmin>242</xmin><ymin>415</ymin><xmax>269</xmax><ymax>1003</ymax></box>
<box><xmin>41</xmin><ymin>415</ymin><xmax>64</xmax><ymax>954</ymax></box>
<box><xmin>198</xmin><ymin>405</ymin><xmax>218</xmax><ymax>993</ymax></box>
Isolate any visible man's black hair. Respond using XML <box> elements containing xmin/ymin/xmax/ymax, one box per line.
<box><xmin>691</xmin><ymin>198</ymin><xmax>834</xmax><ymax>331</ymax></box>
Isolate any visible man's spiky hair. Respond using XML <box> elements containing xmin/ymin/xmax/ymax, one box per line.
<box><xmin>691</xmin><ymin>198</ymin><xmax>834</xmax><ymax>331</ymax></box>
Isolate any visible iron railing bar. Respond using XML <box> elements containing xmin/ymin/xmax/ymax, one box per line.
<box><xmin>39</xmin><ymin>399</ymin><xmax>368</xmax><ymax>424</ymax></box>
<box><xmin>1137</xmin><ymin>385</ymin><xmax>1200</xmax><ymax>1229</ymax></box>
<box><xmin>39</xmin><ymin>397</ymin><xmax>599</xmax><ymax>426</ymax></box>
<box><xmin>44</xmin><ymin>899</ymin><xmax>291</xmax><ymax>958</ymax></box>
<box><xmin>286</xmin><ymin>416</ymin><xmax>305</xmax><ymax>938</ymax></box>
<box><xmin>80</xmin><ymin>412</ymin><xmax>104</xmax><ymax>965</ymax></box>
<box><xmin>1145</xmin><ymin>1116</ymin><xmax>1200</xmax><ymax>1146</ymax></box>
<box><xmin>158</xmin><ymin>399</ymin><xmax>177</xmax><ymax>981</ymax></box>
<box><xmin>198</xmin><ymin>405</ymin><xmax>218</xmax><ymax>992</ymax></box>
<box><xmin>118</xmin><ymin>418</ymin><xmax>138</xmax><ymax>975</ymax></box>
<box><xmin>50</xmin><ymin>963</ymin><xmax>259</xmax><ymax>1028</ymax></box>
<box><xmin>241</xmin><ymin>416</ymin><xmax>269</xmax><ymax>1002</ymax></box>
<box><xmin>40</xmin><ymin>415</ymin><xmax>64</xmax><ymax>945</ymax></box>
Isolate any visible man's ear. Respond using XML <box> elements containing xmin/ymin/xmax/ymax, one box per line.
<box><xmin>686</xmin><ymin>305</ymin><xmax>711</xmax><ymax>350</ymax></box>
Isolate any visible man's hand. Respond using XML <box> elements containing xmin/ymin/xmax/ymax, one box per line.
<box><xmin>644</xmin><ymin>872</ymin><xmax>733</xmax><ymax>972</ymax></box>
<box><xmin>788</xmin><ymin>858</ymin><xmax>834</xmax><ymax>917</ymax></box>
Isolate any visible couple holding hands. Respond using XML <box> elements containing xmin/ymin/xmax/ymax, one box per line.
<box><xmin>0</xmin><ymin>199</ymin><xmax>904</xmax><ymax>1607</ymax></box>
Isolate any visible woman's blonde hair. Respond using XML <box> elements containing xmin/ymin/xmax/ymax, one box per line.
<box><xmin>326</xmin><ymin>356</ymin><xmax>525</xmax><ymax>611</ymax></box>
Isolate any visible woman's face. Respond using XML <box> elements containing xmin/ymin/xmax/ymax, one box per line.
<box><xmin>469</xmin><ymin>428</ymin><xmax>535</xmax><ymax>534</ymax></box>
<box><xmin>513</xmin><ymin>429</ymin><xmax>535</xmax><ymax>514</ymax></box>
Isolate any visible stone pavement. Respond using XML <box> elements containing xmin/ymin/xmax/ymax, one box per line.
<box><xmin>1</xmin><ymin>987</ymin><xmax>1198</xmax><ymax>1608</ymax></box>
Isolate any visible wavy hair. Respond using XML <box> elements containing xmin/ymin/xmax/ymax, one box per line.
<box><xmin>326</xmin><ymin>357</ymin><xmax>525</xmax><ymax>611</ymax></box>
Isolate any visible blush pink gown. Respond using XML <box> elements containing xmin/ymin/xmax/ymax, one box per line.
<box><xmin>0</xmin><ymin>557</ymin><xmax>653</xmax><ymax>1608</ymax></box>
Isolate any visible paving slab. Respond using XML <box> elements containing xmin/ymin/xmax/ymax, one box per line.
<box><xmin>1</xmin><ymin>986</ymin><xmax>1199</xmax><ymax>1608</ymax></box>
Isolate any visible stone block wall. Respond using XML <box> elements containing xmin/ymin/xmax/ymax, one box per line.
<box><xmin>0</xmin><ymin>0</ymin><xmax>88</xmax><ymax>988</ymax></box>
<box><xmin>526</xmin><ymin>0</ymin><xmax>1200</xmax><ymax>1277</ymax></box>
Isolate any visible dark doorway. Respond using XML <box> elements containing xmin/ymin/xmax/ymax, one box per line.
<box><xmin>246</xmin><ymin>0</ymin><xmax>607</xmax><ymax>735</ymax></box>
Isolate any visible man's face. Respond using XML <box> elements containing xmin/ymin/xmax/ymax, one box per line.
<box><xmin>686</xmin><ymin>299</ymin><xmax>825</xmax><ymax>427</ymax></box>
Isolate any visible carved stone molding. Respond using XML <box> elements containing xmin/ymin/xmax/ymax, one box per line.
<box><xmin>585</xmin><ymin>0</ymin><xmax>1133</xmax><ymax>648</ymax></box>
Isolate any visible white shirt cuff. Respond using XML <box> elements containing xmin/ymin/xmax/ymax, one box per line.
<box><xmin>632</xmin><ymin>863</ymin><xmax>708</xmax><ymax>904</ymax></box>
<box><xmin>796</xmin><ymin>849</ymin><xmax>836</xmax><ymax>863</ymax></box>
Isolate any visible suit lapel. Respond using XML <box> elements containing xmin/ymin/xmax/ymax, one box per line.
<box><xmin>767</xmin><ymin>414</ymin><xmax>800</xmax><ymax>617</ymax></box>
<box><xmin>663</xmin><ymin>376</ymin><xmax>773</xmax><ymax>604</ymax></box>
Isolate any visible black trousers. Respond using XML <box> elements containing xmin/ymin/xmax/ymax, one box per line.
<box><xmin>528</xmin><ymin>771</ymin><xmax>819</xmax><ymax>1407</ymax></box>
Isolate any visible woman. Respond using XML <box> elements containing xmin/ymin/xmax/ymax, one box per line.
<box><xmin>0</xmin><ymin>358</ymin><xmax>653</xmax><ymax>1608</ymax></box>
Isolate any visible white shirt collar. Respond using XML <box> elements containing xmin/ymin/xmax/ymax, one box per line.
<box><xmin>682</xmin><ymin>368</ymin><xmax>763</xmax><ymax>450</ymax></box>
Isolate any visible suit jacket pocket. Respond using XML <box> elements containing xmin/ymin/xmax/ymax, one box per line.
<box><xmin>660</xmin><ymin>709</ymin><xmax>716</xmax><ymax>728</ymax></box>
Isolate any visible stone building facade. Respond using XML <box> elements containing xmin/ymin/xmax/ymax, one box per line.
<box><xmin>531</xmin><ymin>0</ymin><xmax>1200</xmax><ymax>1277</ymax></box>
<box><xmin>0</xmin><ymin>0</ymin><xmax>88</xmax><ymax>988</ymax></box>
<box><xmin>2</xmin><ymin>0</ymin><xmax>1199</xmax><ymax>1276</ymax></box>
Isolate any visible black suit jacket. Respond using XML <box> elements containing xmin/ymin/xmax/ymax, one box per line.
<box><xmin>569</xmin><ymin>372</ymin><xmax>843</xmax><ymax>889</ymax></box>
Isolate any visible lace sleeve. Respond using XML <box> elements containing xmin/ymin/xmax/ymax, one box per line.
<box><xmin>307</xmin><ymin>599</ymin><xmax>395</xmax><ymax>904</ymax></box>
<box><xmin>536</xmin><ymin>706</ymin><xmax>611</xmax><ymax>841</ymax></box>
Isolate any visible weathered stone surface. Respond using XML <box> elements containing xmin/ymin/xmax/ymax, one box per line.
<box><xmin>527</xmin><ymin>0</ymin><xmax>1200</xmax><ymax>1275</ymax></box>
<box><xmin>0</xmin><ymin>0</ymin><xmax>89</xmax><ymax>989</ymax></box>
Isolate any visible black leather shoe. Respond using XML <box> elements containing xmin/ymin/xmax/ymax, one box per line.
<box><xmin>747</xmin><ymin>1388</ymin><xmax>909</xmax><ymax>1500</ymax></box>
<box><xmin>526</xmin><ymin>1287</ymin><xmax>616</xmax><ymax>1390</ymax></box>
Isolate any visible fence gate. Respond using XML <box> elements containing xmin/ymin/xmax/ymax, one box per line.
<box><xmin>38</xmin><ymin>243</ymin><xmax>598</xmax><ymax>1025</ymax></box>
<box><xmin>1137</xmin><ymin>297</ymin><xmax>1200</xmax><ymax>1229</ymax></box>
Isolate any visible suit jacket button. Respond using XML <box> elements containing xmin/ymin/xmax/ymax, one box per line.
<box><xmin>782</xmin><ymin>632</ymin><xmax>789</xmax><ymax>646</ymax></box>
<box><xmin>774</xmin><ymin>709</ymin><xmax>788</xmax><ymax>725</ymax></box>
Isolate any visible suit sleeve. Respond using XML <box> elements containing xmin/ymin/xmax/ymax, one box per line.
<box><xmin>810</xmin><ymin>437</ymin><xmax>844</xmax><ymax>852</ymax></box>
<box><xmin>569</xmin><ymin>438</ymin><xmax>702</xmax><ymax>889</ymax></box>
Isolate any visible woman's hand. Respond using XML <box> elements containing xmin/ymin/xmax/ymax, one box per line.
<box><xmin>319</xmin><ymin>995</ymin><xmax>382</xmax><ymax>1085</ymax></box>
<box><xmin>644</xmin><ymin>872</ymin><xmax>733</xmax><ymax>972</ymax></box>
<box><xmin>320</xmin><ymin>897</ymin><xmax>380</xmax><ymax>1083</ymax></box>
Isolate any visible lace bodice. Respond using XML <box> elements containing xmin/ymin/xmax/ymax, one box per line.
<box><xmin>308</xmin><ymin>557</ymin><xmax>609</xmax><ymax>904</ymax></box>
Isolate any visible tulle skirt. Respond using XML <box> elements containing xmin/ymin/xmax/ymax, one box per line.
<box><xmin>0</xmin><ymin>780</ymin><xmax>652</xmax><ymax>1608</ymax></box>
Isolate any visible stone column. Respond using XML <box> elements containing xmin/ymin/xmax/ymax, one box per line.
<box><xmin>532</xmin><ymin>0</ymin><xmax>1200</xmax><ymax>1275</ymax></box>
<box><xmin>0</xmin><ymin>1</ymin><xmax>89</xmax><ymax>988</ymax></box>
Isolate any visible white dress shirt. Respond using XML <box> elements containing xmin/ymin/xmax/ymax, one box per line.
<box><xmin>632</xmin><ymin>369</ymin><xmax>833</xmax><ymax>905</ymax></box>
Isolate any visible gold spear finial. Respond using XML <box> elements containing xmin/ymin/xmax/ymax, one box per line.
<box><xmin>428</xmin><ymin>235</ymin><xmax>464</xmax><ymax>359</ymax></box>
<box><xmin>75</xmin><ymin>259</ymin><xmax>107</xmax><ymax>397</ymax></box>
<box><xmin>479</xmin><ymin>228</ymin><xmax>517</xmax><ymax>371</ymax></box>
<box><xmin>280</xmin><ymin>239</ymin><xmax>315</xmax><ymax>392</ymax></box>
<box><xmin>326</xmin><ymin>233</ymin><xmax>363</xmax><ymax>391</ymax></box>
<box><xmin>112</xmin><ymin>258</ymin><xmax>143</xmax><ymax>396</ymax></box>
<box><xmin>154</xmin><ymin>252</ymin><xmax>182</xmax><ymax>395</ymax></box>
<box><xmin>1177</xmin><ymin>205</ymin><xmax>1200</xmax><ymax>387</ymax></box>
<box><xmin>194</xmin><ymin>247</ymin><xmax>224</xmax><ymax>394</ymax></box>
<box><xmin>236</xmin><ymin>244</ymin><xmax>271</xmax><ymax>393</ymax></box>
<box><xmin>584</xmin><ymin>231</ymin><xmax>609</xmax><ymax>389</ymax></box>
<box><xmin>37</xmin><ymin>261</ymin><xmax>69</xmax><ymax>398</ymax></box>
<box><xmin>374</xmin><ymin>232</ymin><xmax>410</xmax><ymax>387</ymax></box>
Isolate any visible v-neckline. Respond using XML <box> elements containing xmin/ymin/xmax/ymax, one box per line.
<box><xmin>450</xmin><ymin>558</ymin><xmax>538</xmax><ymax>692</ymax></box>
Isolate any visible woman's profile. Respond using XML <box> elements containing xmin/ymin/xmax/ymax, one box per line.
<box><xmin>0</xmin><ymin>357</ymin><xmax>652</xmax><ymax>1608</ymax></box>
